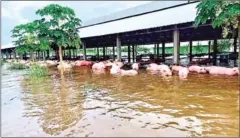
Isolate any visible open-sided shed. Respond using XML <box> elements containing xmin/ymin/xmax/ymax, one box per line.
<box><xmin>78</xmin><ymin>1</ymin><xmax>235</xmax><ymax>64</ymax></box>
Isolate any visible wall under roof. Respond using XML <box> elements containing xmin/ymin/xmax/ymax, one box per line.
<box><xmin>78</xmin><ymin>2</ymin><xmax>199</xmax><ymax>38</ymax></box>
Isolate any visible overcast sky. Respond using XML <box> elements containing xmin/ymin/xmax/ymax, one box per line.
<box><xmin>1</xmin><ymin>1</ymin><xmax>151</xmax><ymax>48</ymax></box>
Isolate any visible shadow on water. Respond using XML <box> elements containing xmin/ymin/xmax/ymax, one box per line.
<box><xmin>1</xmin><ymin>64</ymin><xmax>239</xmax><ymax>137</ymax></box>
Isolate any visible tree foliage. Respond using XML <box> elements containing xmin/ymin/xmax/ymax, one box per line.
<box><xmin>218</xmin><ymin>39</ymin><xmax>231</xmax><ymax>52</ymax></box>
<box><xmin>195</xmin><ymin>0</ymin><xmax>240</xmax><ymax>37</ymax></box>
<box><xmin>35</xmin><ymin>4</ymin><xmax>82</xmax><ymax>49</ymax></box>
<box><xmin>11</xmin><ymin>4</ymin><xmax>81</xmax><ymax>65</ymax></box>
<box><xmin>12</xmin><ymin>22</ymin><xmax>42</xmax><ymax>58</ymax></box>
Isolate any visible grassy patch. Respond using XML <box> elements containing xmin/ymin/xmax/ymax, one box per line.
<box><xmin>9</xmin><ymin>62</ymin><xmax>28</xmax><ymax>70</ymax></box>
<box><xmin>1</xmin><ymin>59</ymin><xmax>6</xmax><ymax>66</ymax></box>
<box><xmin>28</xmin><ymin>64</ymin><xmax>49</xmax><ymax>77</ymax></box>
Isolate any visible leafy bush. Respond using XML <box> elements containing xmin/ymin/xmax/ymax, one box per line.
<box><xmin>28</xmin><ymin>64</ymin><xmax>49</xmax><ymax>77</ymax></box>
<box><xmin>9</xmin><ymin>62</ymin><xmax>27</xmax><ymax>70</ymax></box>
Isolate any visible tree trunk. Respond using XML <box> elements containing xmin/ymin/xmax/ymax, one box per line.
<box><xmin>43</xmin><ymin>51</ymin><xmax>46</xmax><ymax>61</ymax></box>
<box><xmin>30</xmin><ymin>51</ymin><xmax>33</xmax><ymax>62</ymax></box>
<box><xmin>59</xmin><ymin>46</ymin><xmax>64</xmax><ymax>71</ymax></box>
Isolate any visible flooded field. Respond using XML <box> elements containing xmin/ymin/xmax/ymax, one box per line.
<box><xmin>1</xmin><ymin>64</ymin><xmax>239</xmax><ymax>137</ymax></box>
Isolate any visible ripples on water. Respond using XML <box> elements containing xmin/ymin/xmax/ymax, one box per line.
<box><xmin>1</xmin><ymin>64</ymin><xmax>239</xmax><ymax>137</ymax></box>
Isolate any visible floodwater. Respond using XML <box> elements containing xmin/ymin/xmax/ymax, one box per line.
<box><xmin>1</xmin><ymin>64</ymin><xmax>239</xmax><ymax>137</ymax></box>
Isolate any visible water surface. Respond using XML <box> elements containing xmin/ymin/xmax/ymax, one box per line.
<box><xmin>1</xmin><ymin>64</ymin><xmax>239</xmax><ymax>137</ymax></box>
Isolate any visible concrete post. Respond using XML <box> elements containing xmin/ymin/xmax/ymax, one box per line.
<box><xmin>103</xmin><ymin>46</ymin><xmax>106</xmax><ymax>59</ymax></box>
<box><xmin>13</xmin><ymin>50</ymin><xmax>17</xmax><ymax>59</ymax></box>
<box><xmin>208</xmin><ymin>41</ymin><xmax>211</xmax><ymax>59</ymax></box>
<box><xmin>116</xmin><ymin>35</ymin><xmax>121</xmax><ymax>61</ymax></box>
<box><xmin>128</xmin><ymin>45</ymin><xmax>131</xmax><ymax>63</ymax></box>
<box><xmin>173</xmin><ymin>29</ymin><xmax>180</xmax><ymax>64</ymax></box>
<box><xmin>113</xmin><ymin>45</ymin><xmax>115</xmax><ymax>60</ymax></box>
<box><xmin>9</xmin><ymin>51</ymin><xmax>12</xmax><ymax>59</ymax></box>
<box><xmin>213</xmin><ymin>39</ymin><xmax>217</xmax><ymax>65</ymax></box>
<box><xmin>97</xmin><ymin>47</ymin><xmax>99</xmax><ymax>60</ymax></box>
<box><xmin>82</xmin><ymin>41</ymin><xmax>86</xmax><ymax>60</ymax></box>
<box><xmin>156</xmin><ymin>43</ymin><xmax>159</xmax><ymax>59</ymax></box>
<box><xmin>154</xmin><ymin>44</ymin><xmax>156</xmax><ymax>55</ymax></box>
<box><xmin>162</xmin><ymin>42</ymin><xmax>165</xmax><ymax>62</ymax></box>
<box><xmin>234</xmin><ymin>37</ymin><xmax>237</xmax><ymax>53</ymax></box>
<box><xmin>69</xmin><ymin>49</ymin><xmax>71</xmax><ymax>59</ymax></box>
<box><xmin>132</xmin><ymin>44</ymin><xmax>135</xmax><ymax>62</ymax></box>
<box><xmin>134</xmin><ymin>45</ymin><xmax>137</xmax><ymax>62</ymax></box>
<box><xmin>189</xmin><ymin>40</ymin><xmax>193</xmax><ymax>62</ymax></box>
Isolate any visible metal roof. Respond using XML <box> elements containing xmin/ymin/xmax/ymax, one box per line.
<box><xmin>78</xmin><ymin>2</ymin><xmax>199</xmax><ymax>38</ymax></box>
<box><xmin>81</xmin><ymin>1</ymin><xmax>190</xmax><ymax>27</ymax></box>
<box><xmin>2</xmin><ymin>1</ymin><xmax>200</xmax><ymax>50</ymax></box>
<box><xmin>1</xmin><ymin>43</ymin><xmax>16</xmax><ymax>50</ymax></box>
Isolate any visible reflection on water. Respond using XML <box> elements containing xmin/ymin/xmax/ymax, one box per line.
<box><xmin>1</xmin><ymin>65</ymin><xmax>239</xmax><ymax>137</ymax></box>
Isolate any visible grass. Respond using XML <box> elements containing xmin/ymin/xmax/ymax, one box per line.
<box><xmin>28</xmin><ymin>63</ymin><xmax>49</xmax><ymax>77</ymax></box>
<box><xmin>8</xmin><ymin>61</ymin><xmax>50</xmax><ymax>77</ymax></box>
<box><xmin>1</xmin><ymin>59</ymin><xmax>6</xmax><ymax>66</ymax></box>
<box><xmin>9</xmin><ymin>62</ymin><xmax>28</xmax><ymax>70</ymax></box>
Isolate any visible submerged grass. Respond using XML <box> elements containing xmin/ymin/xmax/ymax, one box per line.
<box><xmin>28</xmin><ymin>64</ymin><xmax>49</xmax><ymax>77</ymax></box>
<box><xmin>9</xmin><ymin>62</ymin><xmax>28</xmax><ymax>70</ymax></box>
<box><xmin>1</xmin><ymin>59</ymin><xmax>6</xmax><ymax>66</ymax></box>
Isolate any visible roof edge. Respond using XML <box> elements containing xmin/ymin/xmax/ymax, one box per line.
<box><xmin>77</xmin><ymin>1</ymin><xmax>200</xmax><ymax>30</ymax></box>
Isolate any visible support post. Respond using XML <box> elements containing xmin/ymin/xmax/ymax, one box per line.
<box><xmin>69</xmin><ymin>49</ymin><xmax>71</xmax><ymax>59</ymax></box>
<box><xmin>7</xmin><ymin>51</ymin><xmax>9</xmax><ymax>59</ymax></box>
<box><xmin>208</xmin><ymin>41</ymin><xmax>211</xmax><ymax>59</ymax></box>
<box><xmin>82</xmin><ymin>41</ymin><xmax>86</xmax><ymax>60</ymax></box>
<box><xmin>74</xmin><ymin>49</ymin><xmax>76</xmax><ymax>59</ymax></box>
<box><xmin>156</xmin><ymin>43</ymin><xmax>159</xmax><ymax>59</ymax></box>
<box><xmin>173</xmin><ymin>29</ymin><xmax>180</xmax><ymax>64</ymax></box>
<box><xmin>55</xmin><ymin>49</ymin><xmax>58</xmax><ymax>60</ymax></box>
<box><xmin>38</xmin><ymin>51</ymin><xmax>40</xmax><ymax>60</ymax></box>
<box><xmin>154</xmin><ymin>44</ymin><xmax>156</xmax><ymax>55</ymax></box>
<box><xmin>103</xmin><ymin>46</ymin><xmax>106</xmax><ymax>60</ymax></box>
<box><xmin>135</xmin><ymin>45</ymin><xmax>137</xmax><ymax>62</ymax></box>
<box><xmin>189</xmin><ymin>40</ymin><xmax>193</xmax><ymax>62</ymax></box>
<box><xmin>116</xmin><ymin>35</ymin><xmax>121</xmax><ymax>61</ymax></box>
<box><xmin>162</xmin><ymin>42</ymin><xmax>165</xmax><ymax>62</ymax></box>
<box><xmin>47</xmin><ymin>50</ymin><xmax>50</xmax><ymax>59</ymax></box>
<box><xmin>97</xmin><ymin>47</ymin><xmax>99</xmax><ymax>60</ymax></box>
<box><xmin>112</xmin><ymin>45</ymin><xmax>115</xmax><ymax>61</ymax></box>
<box><xmin>13</xmin><ymin>50</ymin><xmax>16</xmax><ymax>59</ymax></box>
<box><xmin>234</xmin><ymin>36</ymin><xmax>237</xmax><ymax>53</ymax></box>
<box><xmin>75</xmin><ymin>49</ymin><xmax>77</xmax><ymax>59</ymax></box>
<box><xmin>43</xmin><ymin>51</ymin><xmax>45</xmax><ymax>60</ymax></box>
<box><xmin>213</xmin><ymin>39</ymin><xmax>218</xmax><ymax>65</ymax></box>
<box><xmin>9</xmin><ymin>51</ymin><xmax>11</xmax><ymax>59</ymax></box>
<box><xmin>128</xmin><ymin>45</ymin><xmax>131</xmax><ymax>63</ymax></box>
<box><xmin>132</xmin><ymin>44</ymin><xmax>135</xmax><ymax>62</ymax></box>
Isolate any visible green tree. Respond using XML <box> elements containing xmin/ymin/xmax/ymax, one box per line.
<box><xmin>12</xmin><ymin>22</ymin><xmax>42</xmax><ymax>61</ymax></box>
<box><xmin>218</xmin><ymin>39</ymin><xmax>231</xmax><ymax>52</ymax></box>
<box><xmin>195</xmin><ymin>0</ymin><xmax>240</xmax><ymax>38</ymax></box>
<box><xmin>36</xmin><ymin>4</ymin><xmax>81</xmax><ymax>71</ymax></box>
<box><xmin>195</xmin><ymin>0</ymin><xmax>240</xmax><ymax>67</ymax></box>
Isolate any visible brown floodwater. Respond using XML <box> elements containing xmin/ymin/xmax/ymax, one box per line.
<box><xmin>1</xmin><ymin>64</ymin><xmax>239</xmax><ymax>137</ymax></box>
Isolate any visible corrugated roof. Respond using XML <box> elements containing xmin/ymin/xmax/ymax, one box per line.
<box><xmin>2</xmin><ymin>1</ymin><xmax>200</xmax><ymax>50</ymax></box>
<box><xmin>78</xmin><ymin>2</ymin><xmax>199</xmax><ymax>38</ymax></box>
<box><xmin>1</xmin><ymin>43</ymin><xmax>16</xmax><ymax>50</ymax></box>
<box><xmin>82</xmin><ymin>1</ymin><xmax>189</xmax><ymax>27</ymax></box>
